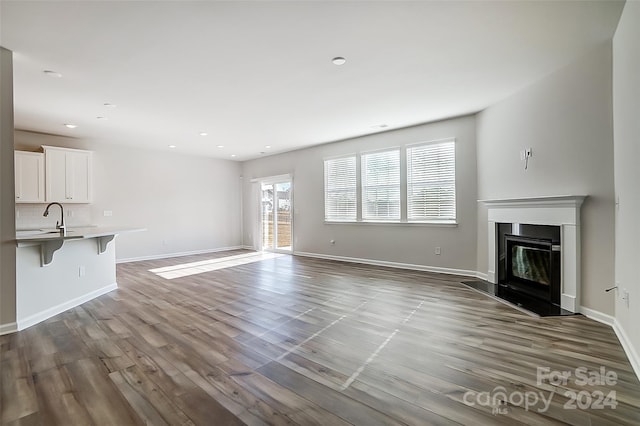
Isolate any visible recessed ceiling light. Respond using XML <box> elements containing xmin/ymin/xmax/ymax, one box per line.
<box><xmin>231</xmin><ymin>154</ymin><xmax>236</xmax><ymax>158</ymax></box>
<box><xmin>43</xmin><ymin>70</ymin><xmax>63</xmax><ymax>78</ymax></box>
<box><xmin>265</xmin><ymin>145</ymin><xmax>271</xmax><ymax>149</ymax></box>
<box><xmin>199</xmin><ymin>132</ymin><xmax>208</xmax><ymax>136</ymax></box>
<box><xmin>103</xmin><ymin>103</ymin><xmax>117</xmax><ymax>108</ymax></box>
<box><xmin>332</xmin><ymin>57</ymin><xmax>346</xmax><ymax>65</ymax></box>
<box><xmin>217</xmin><ymin>145</ymin><xmax>224</xmax><ymax>148</ymax></box>
<box><xmin>371</xmin><ymin>124</ymin><xmax>389</xmax><ymax>129</ymax></box>
<box><xmin>96</xmin><ymin>116</ymin><xmax>108</xmax><ymax>120</ymax></box>
<box><xmin>168</xmin><ymin>145</ymin><xmax>176</xmax><ymax>149</ymax></box>
<box><xmin>64</xmin><ymin>124</ymin><xmax>77</xmax><ymax>129</ymax></box>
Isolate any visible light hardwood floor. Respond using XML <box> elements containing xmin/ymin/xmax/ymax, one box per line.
<box><xmin>1</xmin><ymin>250</ymin><xmax>639</xmax><ymax>425</ymax></box>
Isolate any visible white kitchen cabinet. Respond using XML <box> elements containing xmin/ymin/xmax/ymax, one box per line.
<box><xmin>43</xmin><ymin>146</ymin><xmax>93</xmax><ymax>203</ymax></box>
<box><xmin>15</xmin><ymin>151</ymin><xmax>45</xmax><ymax>203</ymax></box>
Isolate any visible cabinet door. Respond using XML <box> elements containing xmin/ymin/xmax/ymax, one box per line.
<box><xmin>15</xmin><ymin>152</ymin><xmax>45</xmax><ymax>203</ymax></box>
<box><xmin>67</xmin><ymin>150</ymin><xmax>92</xmax><ymax>203</ymax></box>
<box><xmin>44</xmin><ymin>147</ymin><xmax>93</xmax><ymax>203</ymax></box>
<box><xmin>45</xmin><ymin>148</ymin><xmax>68</xmax><ymax>202</ymax></box>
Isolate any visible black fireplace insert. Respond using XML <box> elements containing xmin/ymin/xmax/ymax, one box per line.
<box><xmin>503</xmin><ymin>234</ymin><xmax>561</xmax><ymax>305</ymax></box>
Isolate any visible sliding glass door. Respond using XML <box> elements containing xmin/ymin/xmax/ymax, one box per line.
<box><xmin>260</xmin><ymin>180</ymin><xmax>292</xmax><ymax>252</ymax></box>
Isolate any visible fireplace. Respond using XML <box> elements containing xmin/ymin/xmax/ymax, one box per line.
<box><xmin>482</xmin><ymin>196</ymin><xmax>586</xmax><ymax>313</ymax></box>
<box><xmin>503</xmin><ymin>234</ymin><xmax>561</xmax><ymax>306</ymax></box>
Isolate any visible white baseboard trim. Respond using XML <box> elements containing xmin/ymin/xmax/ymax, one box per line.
<box><xmin>0</xmin><ymin>321</ymin><xmax>18</xmax><ymax>336</ymax></box>
<box><xmin>293</xmin><ymin>251</ymin><xmax>479</xmax><ymax>278</ymax></box>
<box><xmin>475</xmin><ymin>271</ymin><xmax>489</xmax><ymax>281</ymax></box>
<box><xmin>241</xmin><ymin>245</ymin><xmax>256</xmax><ymax>250</ymax></box>
<box><xmin>613</xmin><ymin>319</ymin><xmax>640</xmax><ymax>381</ymax></box>
<box><xmin>578</xmin><ymin>308</ymin><xmax>639</xmax><ymax>381</ymax></box>
<box><xmin>579</xmin><ymin>306</ymin><xmax>615</xmax><ymax>326</ymax></box>
<box><xmin>17</xmin><ymin>283</ymin><xmax>118</xmax><ymax>331</ymax></box>
<box><xmin>117</xmin><ymin>246</ymin><xmax>245</xmax><ymax>264</ymax></box>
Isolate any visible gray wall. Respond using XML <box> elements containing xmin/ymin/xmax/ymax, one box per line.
<box><xmin>242</xmin><ymin>115</ymin><xmax>478</xmax><ymax>273</ymax></box>
<box><xmin>476</xmin><ymin>42</ymin><xmax>615</xmax><ymax>315</ymax></box>
<box><xmin>613</xmin><ymin>2</ymin><xmax>640</xmax><ymax>368</ymax></box>
<box><xmin>0</xmin><ymin>47</ymin><xmax>16</xmax><ymax>330</ymax></box>
<box><xmin>14</xmin><ymin>131</ymin><xmax>243</xmax><ymax>261</ymax></box>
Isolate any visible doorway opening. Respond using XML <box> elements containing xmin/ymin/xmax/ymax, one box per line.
<box><xmin>260</xmin><ymin>180</ymin><xmax>292</xmax><ymax>252</ymax></box>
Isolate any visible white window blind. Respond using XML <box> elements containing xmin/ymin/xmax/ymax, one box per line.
<box><xmin>362</xmin><ymin>149</ymin><xmax>400</xmax><ymax>221</ymax></box>
<box><xmin>407</xmin><ymin>140</ymin><xmax>456</xmax><ymax>221</ymax></box>
<box><xmin>324</xmin><ymin>156</ymin><xmax>357</xmax><ymax>221</ymax></box>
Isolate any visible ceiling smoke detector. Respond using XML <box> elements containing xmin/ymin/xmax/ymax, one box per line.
<box><xmin>64</xmin><ymin>123</ymin><xmax>77</xmax><ymax>129</ymax></box>
<box><xmin>332</xmin><ymin>57</ymin><xmax>346</xmax><ymax>65</ymax></box>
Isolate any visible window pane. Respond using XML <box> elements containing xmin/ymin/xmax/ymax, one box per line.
<box><xmin>361</xmin><ymin>150</ymin><xmax>400</xmax><ymax>220</ymax></box>
<box><xmin>324</xmin><ymin>156</ymin><xmax>357</xmax><ymax>221</ymax></box>
<box><xmin>407</xmin><ymin>141</ymin><xmax>456</xmax><ymax>221</ymax></box>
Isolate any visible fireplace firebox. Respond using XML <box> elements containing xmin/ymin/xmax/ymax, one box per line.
<box><xmin>503</xmin><ymin>234</ymin><xmax>561</xmax><ymax>305</ymax></box>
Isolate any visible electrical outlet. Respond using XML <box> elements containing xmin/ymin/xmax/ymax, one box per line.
<box><xmin>103</xmin><ymin>210</ymin><xmax>113</xmax><ymax>217</ymax></box>
<box><xmin>435</xmin><ymin>247</ymin><xmax>441</xmax><ymax>255</ymax></box>
<box><xmin>525</xmin><ymin>147</ymin><xmax>533</xmax><ymax>158</ymax></box>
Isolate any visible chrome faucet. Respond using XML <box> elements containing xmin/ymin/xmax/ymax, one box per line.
<box><xmin>43</xmin><ymin>202</ymin><xmax>66</xmax><ymax>235</ymax></box>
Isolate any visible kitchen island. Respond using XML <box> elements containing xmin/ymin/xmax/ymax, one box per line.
<box><xmin>15</xmin><ymin>226</ymin><xmax>143</xmax><ymax>330</ymax></box>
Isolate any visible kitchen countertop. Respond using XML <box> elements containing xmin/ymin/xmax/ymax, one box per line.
<box><xmin>16</xmin><ymin>226</ymin><xmax>146</xmax><ymax>266</ymax></box>
<box><xmin>16</xmin><ymin>226</ymin><xmax>145</xmax><ymax>243</ymax></box>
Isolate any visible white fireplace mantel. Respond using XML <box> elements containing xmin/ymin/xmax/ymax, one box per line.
<box><xmin>481</xmin><ymin>195</ymin><xmax>586</xmax><ymax>313</ymax></box>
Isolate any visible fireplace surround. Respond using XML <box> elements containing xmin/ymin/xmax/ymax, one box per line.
<box><xmin>482</xmin><ymin>196</ymin><xmax>586</xmax><ymax>313</ymax></box>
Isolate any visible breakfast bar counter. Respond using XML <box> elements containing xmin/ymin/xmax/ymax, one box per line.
<box><xmin>15</xmin><ymin>226</ymin><xmax>144</xmax><ymax>330</ymax></box>
<box><xmin>16</xmin><ymin>227</ymin><xmax>144</xmax><ymax>266</ymax></box>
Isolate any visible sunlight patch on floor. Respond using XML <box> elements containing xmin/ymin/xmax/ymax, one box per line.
<box><xmin>149</xmin><ymin>251</ymin><xmax>284</xmax><ymax>279</ymax></box>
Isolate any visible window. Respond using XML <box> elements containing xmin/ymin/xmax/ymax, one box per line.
<box><xmin>324</xmin><ymin>156</ymin><xmax>357</xmax><ymax>221</ymax></box>
<box><xmin>407</xmin><ymin>140</ymin><xmax>456</xmax><ymax>222</ymax></box>
<box><xmin>323</xmin><ymin>138</ymin><xmax>456</xmax><ymax>224</ymax></box>
<box><xmin>362</xmin><ymin>149</ymin><xmax>400</xmax><ymax>221</ymax></box>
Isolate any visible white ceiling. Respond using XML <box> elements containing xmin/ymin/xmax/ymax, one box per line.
<box><xmin>1</xmin><ymin>1</ymin><xmax>624</xmax><ymax>161</ymax></box>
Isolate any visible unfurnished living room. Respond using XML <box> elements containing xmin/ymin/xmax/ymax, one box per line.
<box><xmin>1</xmin><ymin>1</ymin><xmax>639</xmax><ymax>425</ymax></box>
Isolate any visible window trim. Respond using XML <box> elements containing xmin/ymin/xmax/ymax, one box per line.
<box><xmin>360</xmin><ymin>148</ymin><xmax>401</xmax><ymax>222</ymax></box>
<box><xmin>406</xmin><ymin>138</ymin><xmax>456</xmax><ymax>223</ymax></box>
<box><xmin>324</xmin><ymin>154</ymin><xmax>358</xmax><ymax>222</ymax></box>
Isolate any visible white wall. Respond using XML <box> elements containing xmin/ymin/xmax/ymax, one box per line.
<box><xmin>242</xmin><ymin>115</ymin><xmax>478</xmax><ymax>274</ymax></box>
<box><xmin>14</xmin><ymin>131</ymin><xmax>243</xmax><ymax>261</ymax></box>
<box><xmin>0</xmin><ymin>47</ymin><xmax>17</xmax><ymax>333</ymax></box>
<box><xmin>613</xmin><ymin>1</ymin><xmax>640</xmax><ymax>375</ymax></box>
<box><xmin>17</xmin><ymin>239</ymin><xmax>116</xmax><ymax>329</ymax></box>
<box><xmin>476</xmin><ymin>43</ymin><xmax>615</xmax><ymax>315</ymax></box>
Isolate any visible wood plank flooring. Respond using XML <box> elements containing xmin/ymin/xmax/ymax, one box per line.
<box><xmin>2</xmin><ymin>250</ymin><xmax>639</xmax><ymax>425</ymax></box>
